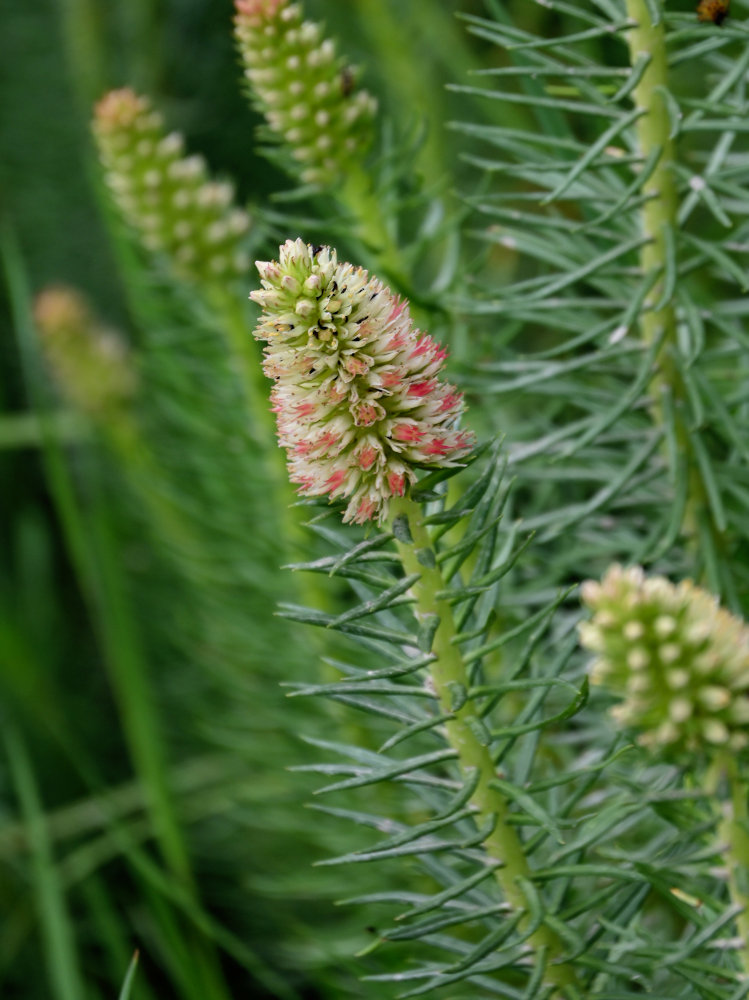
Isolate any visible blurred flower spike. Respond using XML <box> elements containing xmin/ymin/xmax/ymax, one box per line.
<box><xmin>234</xmin><ymin>0</ymin><xmax>377</xmax><ymax>186</ymax></box>
<box><xmin>35</xmin><ymin>286</ymin><xmax>136</xmax><ymax>419</ymax></box>
<box><xmin>580</xmin><ymin>565</ymin><xmax>749</xmax><ymax>753</ymax></box>
<box><xmin>251</xmin><ymin>239</ymin><xmax>475</xmax><ymax>524</ymax></box>
<box><xmin>93</xmin><ymin>88</ymin><xmax>252</xmax><ymax>284</ymax></box>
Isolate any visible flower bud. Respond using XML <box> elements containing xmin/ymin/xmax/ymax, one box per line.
<box><xmin>580</xmin><ymin>564</ymin><xmax>749</xmax><ymax>754</ymax></box>
<box><xmin>93</xmin><ymin>88</ymin><xmax>252</xmax><ymax>285</ymax></box>
<box><xmin>251</xmin><ymin>239</ymin><xmax>475</xmax><ymax>524</ymax></box>
<box><xmin>35</xmin><ymin>286</ymin><xmax>136</xmax><ymax>419</ymax></box>
<box><xmin>234</xmin><ymin>1</ymin><xmax>377</xmax><ymax>186</ymax></box>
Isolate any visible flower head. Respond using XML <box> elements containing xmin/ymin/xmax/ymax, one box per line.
<box><xmin>234</xmin><ymin>1</ymin><xmax>377</xmax><ymax>186</ymax></box>
<box><xmin>35</xmin><ymin>286</ymin><xmax>136</xmax><ymax>418</ymax></box>
<box><xmin>580</xmin><ymin>565</ymin><xmax>749</xmax><ymax>753</ymax></box>
<box><xmin>251</xmin><ymin>239</ymin><xmax>475</xmax><ymax>523</ymax></box>
<box><xmin>93</xmin><ymin>88</ymin><xmax>251</xmax><ymax>284</ymax></box>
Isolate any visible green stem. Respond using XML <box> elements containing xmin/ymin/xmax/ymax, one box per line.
<box><xmin>623</xmin><ymin>0</ymin><xmax>678</xmax><ymax>353</ymax></box>
<box><xmin>624</xmin><ymin>1</ymin><xmax>722</xmax><ymax>574</ymax></box>
<box><xmin>390</xmin><ymin>495</ymin><xmax>579</xmax><ymax>996</ymax></box>
<box><xmin>719</xmin><ymin>754</ymin><xmax>749</xmax><ymax>977</ymax></box>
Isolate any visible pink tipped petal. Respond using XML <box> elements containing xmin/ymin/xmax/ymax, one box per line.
<box><xmin>408</xmin><ymin>380</ymin><xmax>437</xmax><ymax>398</ymax></box>
<box><xmin>388</xmin><ymin>472</ymin><xmax>406</xmax><ymax>496</ymax></box>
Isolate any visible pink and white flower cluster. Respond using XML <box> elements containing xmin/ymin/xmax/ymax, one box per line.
<box><xmin>251</xmin><ymin>240</ymin><xmax>475</xmax><ymax>523</ymax></box>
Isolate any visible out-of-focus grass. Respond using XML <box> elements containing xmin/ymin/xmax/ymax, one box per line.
<box><xmin>4</xmin><ymin>726</ymin><xmax>85</xmax><ymax>1000</ymax></box>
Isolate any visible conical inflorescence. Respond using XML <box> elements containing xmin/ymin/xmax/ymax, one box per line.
<box><xmin>35</xmin><ymin>286</ymin><xmax>136</xmax><ymax>419</ymax></box>
<box><xmin>93</xmin><ymin>88</ymin><xmax>252</xmax><ymax>284</ymax></box>
<box><xmin>580</xmin><ymin>565</ymin><xmax>749</xmax><ymax>753</ymax></box>
<box><xmin>251</xmin><ymin>239</ymin><xmax>475</xmax><ymax>523</ymax></box>
<box><xmin>234</xmin><ymin>0</ymin><xmax>376</xmax><ymax>186</ymax></box>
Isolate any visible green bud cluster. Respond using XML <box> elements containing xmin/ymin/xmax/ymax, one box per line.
<box><xmin>93</xmin><ymin>88</ymin><xmax>252</xmax><ymax>284</ymax></box>
<box><xmin>234</xmin><ymin>0</ymin><xmax>377</xmax><ymax>186</ymax></box>
<box><xmin>580</xmin><ymin>565</ymin><xmax>749</xmax><ymax>753</ymax></box>
<box><xmin>35</xmin><ymin>286</ymin><xmax>137</xmax><ymax>419</ymax></box>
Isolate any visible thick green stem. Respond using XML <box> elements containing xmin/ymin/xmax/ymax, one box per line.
<box><xmin>390</xmin><ymin>495</ymin><xmax>579</xmax><ymax>996</ymax></box>
<box><xmin>624</xmin><ymin>2</ymin><xmax>722</xmax><ymax>573</ymax></box>
<box><xmin>718</xmin><ymin>755</ymin><xmax>749</xmax><ymax>977</ymax></box>
<box><xmin>624</xmin><ymin>0</ymin><xmax>678</xmax><ymax>354</ymax></box>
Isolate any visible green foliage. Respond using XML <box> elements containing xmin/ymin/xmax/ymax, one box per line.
<box><xmin>3</xmin><ymin>0</ymin><xmax>749</xmax><ymax>998</ymax></box>
<box><xmin>452</xmin><ymin>1</ymin><xmax>749</xmax><ymax>606</ymax></box>
<box><xmin>281</xmin><ymin>453</ymin><xmax>747</xmax><ymax>997</ymax></box>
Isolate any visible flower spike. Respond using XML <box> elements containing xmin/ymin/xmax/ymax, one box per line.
<box><xmin>93</xmin><ymin>88</ymin><xmax>252</xmax><ymax>284</ymax></box>
<box><xmin>251</xmin><ymin>239</ymin><xmax>475</xmax><ymax>524</ymax></box>
<box><xmin>580</xmin><ymin>565</ymin><xmax>749</xmax><ymax>753</ymax></box>
<box><xmin>35</xmin><ymin>286</ymin><xmax>136</xmax><ymax>419</ymax></box>
<box><xmin>234</xmin><ymin>1</ymin><xmax>377</xmax><ymax>186</ymax></box>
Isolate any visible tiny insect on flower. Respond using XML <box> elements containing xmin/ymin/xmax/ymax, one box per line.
<box><xmin>696</xmin><ymin>0</ymin><xmax>730</xmax><ymax>24</ymax></box>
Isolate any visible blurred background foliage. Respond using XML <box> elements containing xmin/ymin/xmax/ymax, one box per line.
<box><xmin>0</xmin><ymin>0</ymin><xmax>726</xmax><ymax>998</ymax></box>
